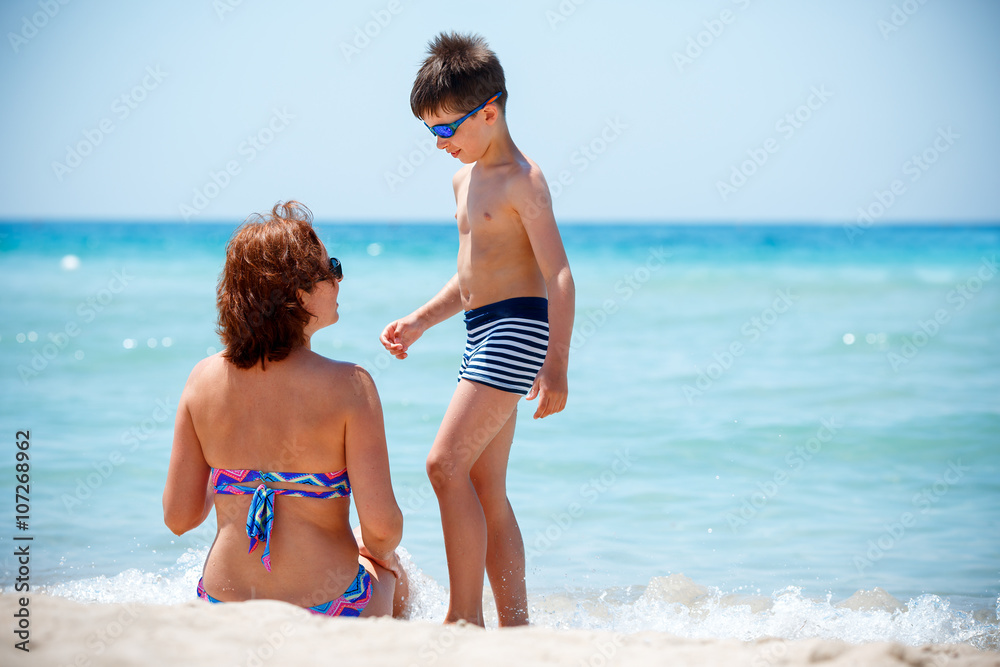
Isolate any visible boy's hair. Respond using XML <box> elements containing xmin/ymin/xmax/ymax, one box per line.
<box><xmin>216</xmin><ymin>201</ymin><xmax>332</xmax><ymax>370</ymax></box>
<box><xmin>410</xmin><ymin>32</ymin><xmax>507</xmax><ymax>119</ymax></box>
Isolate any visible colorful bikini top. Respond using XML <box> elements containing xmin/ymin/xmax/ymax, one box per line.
<box><xmin>210</xmin><ymin>468</ymin><xmax>351</xmax><ymax>572</ymax></box>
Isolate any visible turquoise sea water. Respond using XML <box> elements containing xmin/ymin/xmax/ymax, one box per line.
<box><xmin>1</xmin><ymin>222</ymin><xmax>998</xmax><ymax>646</ymax></box>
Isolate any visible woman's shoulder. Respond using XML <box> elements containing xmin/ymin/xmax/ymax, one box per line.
<box><xmin>294</xmin><ymin>351</ymin><xmax>379</xmax><ymax>397</ymax></box>
<box><xmin>288</xmin><ymin>353</ymin><xmax>382</xmax><ymax>420</ymax></box>
<box><xmin>182</xmin><ymin>352</ymin><xmax>226</xmax><ymax>391</ymax></box>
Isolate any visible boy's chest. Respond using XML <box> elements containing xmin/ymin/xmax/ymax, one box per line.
<box><xmin>456</xmin><ymin>176</ymin><xmax>512</xmax><ymax>235</ymax></box>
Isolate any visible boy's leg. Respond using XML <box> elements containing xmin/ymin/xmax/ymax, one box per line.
<box><xmin>470</xmin><ymin>406</ymin><xmax>528</xmax><ymax>627</ymax></box>
<box><xmin>426</xmin><ymin>379</ymin><xmax>521</xmax><ymax>626</ymax></box>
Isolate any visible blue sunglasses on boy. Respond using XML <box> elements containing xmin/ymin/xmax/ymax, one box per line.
<box><xmin>423</xmin><ymin>92</ymin><xmax>503</xmax><ymax>138</ymax></box>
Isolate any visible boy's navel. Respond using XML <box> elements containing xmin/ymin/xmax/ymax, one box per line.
<box><xmin>483</xmin><ymin>212</ymin><xmax>492</xmax><ymax>221</ymax></box>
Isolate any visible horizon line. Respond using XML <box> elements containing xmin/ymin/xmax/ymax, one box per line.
<box><xmin>1</xmin><ymin>218</ymin><xmax>998</xmax><ymax>227</ymax></box>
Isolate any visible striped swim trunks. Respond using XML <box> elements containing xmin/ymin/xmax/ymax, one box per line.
<box><xmin>458</xmin><ymin>296</ymin><xmax>549</xmax><ymax>396</ymax></box>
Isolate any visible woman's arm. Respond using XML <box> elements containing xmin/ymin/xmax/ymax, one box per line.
<box><xmin>344</xmin><ymin>366</ymin><xmax>403</xmax><ymax>563</ymax></box>
<box><xmin>162</xmin><ymin>366</ymin><xmax>213</xmax><ymax>535</ymax></box>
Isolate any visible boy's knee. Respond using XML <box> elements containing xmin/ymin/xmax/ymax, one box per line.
<box><xmin>477</xmin><ymin>488</ymin><xmax>511</xmax><ymax>519</ymax></box>
<box><xmin>470</xmin><ymin>474</ymin><xmax>502</xmax><ymax>503</ymax></box>
<box><xmin>480</xmin><ymin>498</ymin><xmax>511</xmax><ymax>525</ymax></box>
<box><xmin>426</xmin><ymin>455</ymin><xmax>458</xmax><ymax>490</ymax></box>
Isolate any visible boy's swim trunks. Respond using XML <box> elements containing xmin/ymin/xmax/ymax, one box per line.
<box><xmin>458</xmin><ymin>296</ymin><xmax>549</xmax><ymax>396</ymax></box>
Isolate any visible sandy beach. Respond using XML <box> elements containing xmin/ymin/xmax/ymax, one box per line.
<box><xmin>3</xmin><ymin>593</ymin><xmax>997</xmax><ymax>667</ymax></box>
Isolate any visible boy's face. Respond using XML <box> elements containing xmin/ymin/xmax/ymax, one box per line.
<box><xmin>422</xmin><ymin>103</ymin><xmax>498</xmax><ymax>164</ymax></box>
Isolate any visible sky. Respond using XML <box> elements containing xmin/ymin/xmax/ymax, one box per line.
<box><xmin>1</xmin><ymin>0</ymin><xmax>998</xmax><ymax>223</ymax></box>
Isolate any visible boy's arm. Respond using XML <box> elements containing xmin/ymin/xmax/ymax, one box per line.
<box><xmin>380</xmin><ymin>167</ymin><xmax>469</xmax><ymax>360</ymax></box>
<box><xmin>380</xmin><ymin>274</ymin><xmax>463</xmax><ymax>359</ymax></box>
<box><xmin>510</xmin><ymin>168</ymin><xmax>576</xmax><ymax>419</ymax></box>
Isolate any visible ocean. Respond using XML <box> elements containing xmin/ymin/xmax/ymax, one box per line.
<box><xmin>1</xmin><ymin>221</ymin><xmax>998</xmax><ymax>648</ymax></box>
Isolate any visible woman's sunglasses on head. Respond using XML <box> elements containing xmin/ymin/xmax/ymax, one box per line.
<box><xmin>424</xmin><ymin>92</ymin><xmax>503</xmax><ymax>139</ymax></box>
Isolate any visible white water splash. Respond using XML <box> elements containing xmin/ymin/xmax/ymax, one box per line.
<box><xmin>31</xmin><ymin>554</ymin><xmax>1000</xmax><ymax>650</ymax></box>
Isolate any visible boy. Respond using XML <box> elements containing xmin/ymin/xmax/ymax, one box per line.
<box><xmin>380</xmin><ymin>32</ymin><xmax>575</xmax><ymax>627</ymax></box>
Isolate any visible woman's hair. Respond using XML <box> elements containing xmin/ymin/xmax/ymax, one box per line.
<box><xmin>216</xmin><ymin>201</ymin><xmax>331</xmax><ymax>369</ymax></box>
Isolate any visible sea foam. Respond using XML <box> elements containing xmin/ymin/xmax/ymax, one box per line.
<box><xmin>33</xmin><ymin>550</ymin><xmax>999</xmax><ymax>651</ymax></box>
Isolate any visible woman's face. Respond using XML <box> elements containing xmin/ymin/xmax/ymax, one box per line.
<box><xmin>300</xmin><ymin>243</ymin><xmax>341</xmax><ymax>334</ymax></box>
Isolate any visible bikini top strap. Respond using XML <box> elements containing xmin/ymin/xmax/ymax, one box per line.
<box><xmin>210</xmin><ymin>468</ymin><xmax>351</xmax><ymax>496</ymax></box>
<box><xmin>208</xmin><ymin>468</ymin><xmax>352</xmax><ymax>572</ymax></box>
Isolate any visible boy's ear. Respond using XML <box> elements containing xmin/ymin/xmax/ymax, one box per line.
<box><xmin>483</xmin><ymin>103</ymin><xmax>500</xmax><ymax>125</ymax></box>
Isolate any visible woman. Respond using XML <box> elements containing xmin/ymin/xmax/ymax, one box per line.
<box><xmin>163</xmin><ymin>201</ymin><xmax>406</xmax><ymax>617</ymax></box>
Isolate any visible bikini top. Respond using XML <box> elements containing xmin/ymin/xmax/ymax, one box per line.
<box><xmin>210</xmin><ymin>468</ymin><xmax>351</xmax><ymax>572</ymax></box>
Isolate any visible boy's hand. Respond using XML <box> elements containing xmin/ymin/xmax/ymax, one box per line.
<box><xmin>525</xmin><ymin>362</ymin><xmax>568</xmax><ymax>419</ymax></box>
<box><xmin>379</xmin><ymin>315</ymin><xmax>425</xmax><ymax>360</ymax></box>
